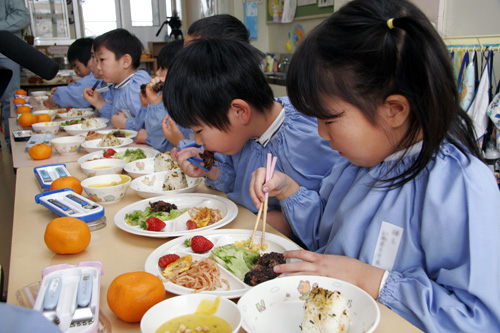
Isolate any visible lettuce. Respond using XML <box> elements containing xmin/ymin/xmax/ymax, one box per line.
<box><xmin>125</xmin><ymin>206</ymin><xmax>187</xmax><ymax>229</ymax></box>
<box><xmin>211</xmin><ymin>244</ymin><xmax>260</xmax><ymax>280</ymax></box>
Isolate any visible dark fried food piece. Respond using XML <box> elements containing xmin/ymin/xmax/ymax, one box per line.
<box><xmin>244</xmin><ymin>252</ymin><xmax>285</xmax><ymax>286</ymax></box>
<box><xmin>111</xmin><ymin>130</ymin><xmax>126</xmax><ymax>138</ymax></box>
<box><xmin>199</xmin><ymin>150</ymin><xmax>215</xmax><ymax>171</ymax></box>
<box><xmin>149</xmin><ymin>200</ymin><xmax>177</xmax><ymax>213</ymax></box>
<box><xmin>244</xmin><ymin>265</ymin><xmax>278</xmax><ymax>286</ymax></box>
<box><xmin>256</xmin><ymin>252</ymin><xmax>286</xmax><ymax>268</ymax></box>
<box><xmin>151</xmin><ymin>81</ymin><xmax>164</xmax><ymax>92</ymax></box>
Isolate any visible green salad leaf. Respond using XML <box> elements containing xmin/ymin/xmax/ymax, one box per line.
<box><xmin>125</xmin><ymin>206</ymin><xmax>186</xmax><ymax>230</ymax></box>
<box><xmin>114</xmin><ymin>148</ymin><xmax>147</xmax><ymax>163</ymax></box>
<box><xmin>211</xmin><ymin>244</ymin><xmax>260</xmax><ymax>280</ymax></box>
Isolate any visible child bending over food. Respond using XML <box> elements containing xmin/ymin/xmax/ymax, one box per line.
<box><xmin>163</xmin><ymin>38</ymin><xmax>340</xmax><ymax>240</ymax></box>
<box><xmin>249</xmin><ymin>0</ymin><xmax>500</xmax><ymax>331</ymax></box>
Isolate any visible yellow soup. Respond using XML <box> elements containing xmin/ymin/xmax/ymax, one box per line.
<box><xmin>88</xmin><ymin>175</ymin><xmax>129</xmax><ymax>188</ymax></box>
<box><xmin>156</xmin><ymin>297</ymin><xmax>232</xmax><ymax>333</ymax></box>
<box><xmin>92</xmin><ymin>166</ymin><xmax>112</xmax><ymax>169</ymax></box>
<box><xmin>155</xmin><ymin>313</ymin><xmax>232</xmax><ymax>333</ymax></box>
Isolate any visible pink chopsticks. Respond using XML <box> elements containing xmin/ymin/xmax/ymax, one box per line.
<box><xmin>250</xmin><ymin>153</ymin><xmax>278</xmax><ymax>247</ymax></box>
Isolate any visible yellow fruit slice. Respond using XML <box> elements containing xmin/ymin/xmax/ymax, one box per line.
<box><xmin>162</xmin><ymin>255</ymin><xmax>192</xmax><ymax>277</ymax></box>
<box><xmin>192</xmin><ymin>207</ymin><xmax>211</xmax><ymax>228</ymax></box>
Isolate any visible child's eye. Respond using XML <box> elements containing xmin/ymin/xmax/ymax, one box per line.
<box><xmin>195</xmin><ymin>129</ymin><xmax>202</xmax><ymax>134</ymax></box>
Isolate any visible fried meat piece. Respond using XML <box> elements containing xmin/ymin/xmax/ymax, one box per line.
<box><xmin>149</xmin><ymin>200</ymin><xmax>177</xmax><ymax>213</ymax></box>
<box><xmin>244</xmin><ymin>252</ymin><xmax>285</xmax><ymax>286</ymax></box>
<box><xmin>199</xmin><ymin>150</ymin><xmax>215</xmax><ymax>171</ymax></box>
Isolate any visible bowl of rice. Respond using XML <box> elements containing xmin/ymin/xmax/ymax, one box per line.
<box><xmin>130</xmin><ymin>170</ymin><xmax>202</xmax><ymax>198</ymax></box>
<box><xmin>124</xmin><ymin>152</ymin><xmax>179</xmax><ymax>178</ymax></box>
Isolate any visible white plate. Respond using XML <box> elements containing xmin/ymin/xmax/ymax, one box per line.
<box><xmin>95</xmin><ymin>129</ymin><xmax>138</xmax><ymax>139</ymax></box>
<box><xmin>81</xmin><ymin>137</ymin><xmax>134</xmax><ymax>153</ymax></box>
<box><xmin>57</xmin><ymin>109</ymin><xmax>95</xmax><ymax>120</ymax></box>
<box><xmin>63</xmin><ymin>122</ymin><xmax>108</xmax><ymax>136</ymax></box>
<box><xmin>77</xmin><ymin>147</ymin><xmax>160</xmax><ymax>165</ymax></box>
<box><xmin>124</xmin><ymin>157</ymin><xmax>155</xmax><ymax>178</ymax></box>
<box><xmin>130</xmin><ymin>171</ymin><xmax>202</xmax><ymax>198</ymax></box>
<box><xmin>237</xmin><ymin>275</ymin><xmax>380</xmax><ymax>333</ymax></box>
<box><xmin>144</xmin><ymin>229</ymin><xmax>301</xmax><ymax>298</ymax></box>
<box><xmin>114</xmin><ymin>193</ymin><xmax>238</xmax><ymax>238</ymax></box>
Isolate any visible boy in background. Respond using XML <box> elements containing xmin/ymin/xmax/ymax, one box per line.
<box><xmin>83</xmin><ymin>29</ymin><xmax>150</xmax><ymax>131</ymax></box>
<box><xmin>137</xmin><ymin>39</ymin><xmax>191</xmax><ymax>148</ymax></box>
<box><xmin>44</xmin><ymin>37</ymin><xmax>97</xmax><ymax>109</ymax></box>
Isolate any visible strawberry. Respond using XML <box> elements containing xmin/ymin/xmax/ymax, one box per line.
<box><xmin>158</xmin><ymin>253</ymin><xmax>180</xmax><ymax>268</ymax></box>
<box><xmin>103</xmin><ymin>148</ymin><xmax>116</xmax><ymax>158</ymax></box>
<box><xmin>186</xmin><ymin>220</ymin><xmax>197</xmax><ymax>230</ymax></box>
<box><xmin>145</xmin><ymin>217</ymin><xmax>166</xmax><ymax>231</ymax></box>
<box><xmin>184</xmin><ymin>235</ymin><xmax>213</xmax><ymax>253</ymax></box>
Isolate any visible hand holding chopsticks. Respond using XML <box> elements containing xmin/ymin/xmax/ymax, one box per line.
<box><xmin>250</xmin><ymin>153</ymin><xmax>278</xmax><ymax>249</ymax></box>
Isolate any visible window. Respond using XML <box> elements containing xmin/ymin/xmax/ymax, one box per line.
<box><xmin>131</xmin><ymin>0</ymin><xmax>160</xmax><ymax>27</ymax></box>
<box><xmin>80</xmin><ymin>0</ymin><xmax>119</xmax><ymax>37</ymax></box>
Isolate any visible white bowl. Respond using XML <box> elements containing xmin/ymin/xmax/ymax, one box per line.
<box><xmin>237</xmin><ymin>275</ymin><xmax>380</xmax><ymax>333</ymax></box>
<box><xmin>58</xmin><ymin>109</ymin><xmax>95</xmax><ymax>120</ymax></box>
<box><xmin>124</xmin><ymin>157</ymin><xmax>154</xmax><ymax>178</ymax></box>
<box><xmin>141</xmin><ymin>294</ymin><xmax>242</xmax><ymax>333</ymax></box>
<box><xmin>50</xmin><ymin>136</ymin><xmax>85</xmax><ymax>155</ymax></box>
<box><xmin>63</xmin><ymin>122</ymin><xmax>107</xmax><ymax>136</ymax></box>
<box><xmin>81</xmin><ymin>137</ymin><xmax>133</xmax><ymax>153</ymax></box>
<box><xmin>81</xmin><ymin>158</ymin><xmax>126</xmax><ymax>177</ymax></box>
<box><xmin>32</xmin><ymin>109</ymin><xmax>58</xmax><ymax>121</ymax></box>
<box><xmin>81</xmin><ymin>174</ymin><xmax>131</xmax><ymax>204</ymax></box>
<box><xmin>32</xmin><ymin>121</ymin><xmax>60</xmax><ymax>135</ymax></box>
<box><xmin>130</xmin><ymin>170</ymin><xmax>202</xmax><ymax>198</ymax></box>
<box><xmin>31</xmin><ymin>91</ymin><xmax>51</xmax><ymax>97</ymax></box>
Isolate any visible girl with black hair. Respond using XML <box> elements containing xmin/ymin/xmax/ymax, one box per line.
<box><xmin>250</xmin><ymin>0</ymin><xmax>500</xmax><ymax>330</ymax></box>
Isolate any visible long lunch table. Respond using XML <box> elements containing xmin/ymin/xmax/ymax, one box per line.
<box><xmin>6</xmin><ymin>161</ymin><xmax>422</xmax><ymax>332</ymax></box>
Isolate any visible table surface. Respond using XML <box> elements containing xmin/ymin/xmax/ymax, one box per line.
<box><xmin>6</xmin><ymin>162</ymin><xmax>421</xmax><ymax>332</ymax></box>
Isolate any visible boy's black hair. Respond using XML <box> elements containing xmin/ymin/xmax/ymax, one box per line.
<box><xmin>67</xmin><ymin>37</ymin><xmax>94</xmax><ymax>65</ymax></box>
<box><xmin>163</xmin><ymin>38</ymin><xmax>274</xmax><ymax>131</ymax></box>
<box><xmin>187</xmin><ymin>14</ymin><xmax>250</xmax><ymax>43</ymax></box>
<box><xmin>93</xmin><ymin>28</ymin><xmax>143</xmax><ymax>69</ymax></box>
<box><xmin>287</xmin><ymin>0</ymin><xmax>481</xmax><ymax>187</ymax></box>
<box><xmin>157</xmin><ymin>39</ymin><xmax>184</xmax><ymax>70</ymax></box>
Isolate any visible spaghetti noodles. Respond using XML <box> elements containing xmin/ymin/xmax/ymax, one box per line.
<box><xmin>166</xmin><ymin>258</ymin><xmax>230</xmax><ymax>292</ymax></box>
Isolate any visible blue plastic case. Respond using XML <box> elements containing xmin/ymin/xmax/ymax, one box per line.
<box><xmin>34</xmin><ymin>164</ymin><xmax>72</xmax><ymax>191</ymax></box>
<box><xmin>35</xmin><ymin>188</ymin><xmax>105</xmax><ymax>223</ymax></box>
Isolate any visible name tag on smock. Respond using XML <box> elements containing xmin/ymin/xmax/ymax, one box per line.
<box><xmin>372</xmin><ymin>221</ymin><xmax>403</xmax><ymax>271</ymax></box>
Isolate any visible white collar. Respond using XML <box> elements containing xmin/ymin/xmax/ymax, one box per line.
<box><xmin>384</xmin><ymin>141</ymin><xmax>423</xmax><ymax>161</ymax></box>
<box><xmin>114</xmin><ymin>73</ymin><xmax>134</xmax><ymax>89</ymax></box>
<box><xmin>255</xmin><ymin>107</ymin><xmax>285</xmax><ymax>147</ymax></box>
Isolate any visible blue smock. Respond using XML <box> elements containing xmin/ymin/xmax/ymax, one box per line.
<box><xmin>144</xmin><ymin>103</ymin><xmax>193</xmax><ymax>152</ymax></box>
<box><xmin>52</xmin><ymin>72</ymin><xmax>98</xmax><ymax>108</ymax></box>
<box><xmin>281</xmin><ymin>141</ymin><xmax>500</xmax><ymax>331</ymax></box>
<box><xmin>98</xmin><ymin>70</ymin><xmax>151</xmax><ymax>130</ymax></box>
<box><xmin>0</xmin><ymin>303</ymin><xmax>61</xmax><ymax>332</ymax></box>
<box><xmin>205</xmin><ymin>96</ymin><xmax>340</xmax><ymax>214</ymax></box>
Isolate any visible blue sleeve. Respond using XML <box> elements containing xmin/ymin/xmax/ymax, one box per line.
<box><xmin>145</xmin><ymin>103</ymin><xmax>168</xmax><ymax>149</ymax></box>
<box><xmin>52</xmin><ymin>74</ymin><xmax>97</xmax><ymax>107</ymax></box>
<box><xmin>281</xmin><ymin>186</ymin><xmax>326</xmax><ymax>251</ymax></box>
<box><xmin>204</xmin><ymin>154</ymin><xmax>236</xmax><ymax>193</ymax></box>
<box><xmin>0</xmin><ymin>0</ymin><xmax>30</xmax><ymax>32</ymax></box>
<box><xmin>98</xmin><ymin>102</ymin><xmax>113</xmax><ymax>120</ymax></box>
<box><xmin>376</xmin><ymin>158</ymin><xmax>500</xmax><ymax>331</ymax></box>
<box><xmin>0</xmin><ymin>303</ymin><xmax>60</xmax><ymax>333</ymax></box>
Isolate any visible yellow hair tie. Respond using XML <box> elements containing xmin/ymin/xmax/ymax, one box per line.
<box><xmin>387</xmin><ymin>18</ymin><xmax>395</xmax><ymax>29</ymax></box>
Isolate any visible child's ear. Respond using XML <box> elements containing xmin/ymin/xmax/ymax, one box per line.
<box><xmin>229</xmin><ymin>99</ymin><xmax>251</xmax><ymax>124</ymax></box>
<box><xmin>120</xmin><ymin>54</ymin><xmax>133</xmax><ymax>69</ymax></box>
<box><xmin>381</xmin><ymin>94</ymin><xmax>410</xmax><ymax>128</ymax></box>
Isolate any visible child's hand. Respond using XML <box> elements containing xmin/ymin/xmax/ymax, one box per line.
<box><xmin>135</xmin><ymin>129</ymin><xmax>148</xmax><ymax>144</ymax></box>
<box><xmin>170</xmin><ymin>147</ymin><xmax>219</xmax><ymax>179</ymax></box>
<box><xmin>161</xmin><ymin>115</ymin><xmax>185</xmax><ymax>146</ymax></box>
<box><xmin>111</xmin><ymin>112</ymin><xmax>127</xmax><ymax>129</ymax></box>
<box><xmin>83</xmin><ymin>87</ymin><xmax>105</xmax><ymax>110</ymax></box>
<box><xmin>66</xmin><ymin>76</ymin><xmax>74</xmax><ymax>84</ymax></box>
<box><xmin>145</xmin><ymin>77</ymin><xmax>163</xmax><ymax>105</ymax></box>
<box><xmin>139</xmin><ymin>91</ymin><xmax>148</xmax><ymax>107</ymax></box>
<box><xmin>249</xmin><ymin>168</ymin><xmax>300</xmax><ymax>209</ymax></box>
<box><xmin>50</xmin><ymin>87</ymin><xmax>57</xmax><ymax>94</ymax></box>
<box><xmin>43</xmin><ymin>95</ymin><xmax>58</xmax><ymax>109</ymax></box>
<box><xmin>274</xmin><ymin>250</ymin><xmax>385</xmax><ymax>299</ymax></box>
